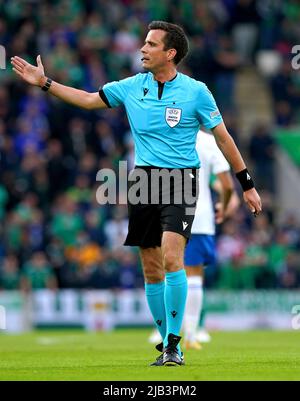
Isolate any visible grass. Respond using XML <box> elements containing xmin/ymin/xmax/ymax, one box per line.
<box><xmin>0</xmin><ymin>329</ymin><xmax>299</xmax><ymax>381</ymax></box>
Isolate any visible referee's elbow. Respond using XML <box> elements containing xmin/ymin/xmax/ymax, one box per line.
<box><xmin>83</xmin><ymin>92</ymin><xmax>96</xmax><ymax>110</ymax></box>
<box><xmin>84</xmin><ymin>92</ymin><xmax>108</xmax><ymax>110</ymax></box>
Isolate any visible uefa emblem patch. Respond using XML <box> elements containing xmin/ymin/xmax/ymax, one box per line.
<box><xmin>165</xmin><ymin>107</ymin><xmax>182</xmax><ymax>127</ymax></box>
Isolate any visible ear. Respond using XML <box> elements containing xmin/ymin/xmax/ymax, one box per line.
<box><xmin>167</xmin><ymin>48</ymin><xmax>177</xmax><ymax>62</ymax></box>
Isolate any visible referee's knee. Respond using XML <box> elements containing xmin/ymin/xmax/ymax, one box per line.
<box><xmin>163</xmin><ymin>251</ymin><xmax>183</xmax><ymax>273</ymax></box>
<box><xmin>144</xmin><ymin>271</ymin><xmax>165</xmax><ymax>284</ymax></box>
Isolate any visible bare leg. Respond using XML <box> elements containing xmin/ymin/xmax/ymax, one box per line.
<box><xmin>161</xmin><ymin>231</ymin><xmax>186</xmax><ymax>272</ymax></box>
<box><xmin>139</xmin><ymin>247</ymin><xmax>164</xmax><ymax>283</ymax></box>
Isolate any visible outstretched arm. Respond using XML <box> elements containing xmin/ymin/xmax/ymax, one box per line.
<box><xmin>11</xmin><ymin>55</ymin><xmax>107</xmax><ymax>110</ymax></box>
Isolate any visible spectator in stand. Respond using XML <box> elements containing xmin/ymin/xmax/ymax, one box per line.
<box><xmin>278</xmin><ymin>250</ymin><xmax>300</xmax><ymax>289</ymax></box>
<box><xmin>50</xmin><ymin>195</ymin><xmax>84</xmax><ymax>247</ymax></box>
<box><xmin>249</xmin><ymin>123</ymin><xmax>276</xmax><ymax>193</ymax></box>
<box><xmin>229</xmin><ymin>0</ymin><xmax>260</xmax><ymax>65</ymax></box>
<box><xmin>211</xmin><ymin>34</ymin><xmax>241</xmax><ymax>112</ymax></box>
<box><xmin>0</xmin><ymin>255</ymin><xmax>21</xmax><ymax>290</ymax></box>
<box><xmin>21</xmin><ymin>251</ymin><xmax>57</xmax><ymax>291</ymax></box>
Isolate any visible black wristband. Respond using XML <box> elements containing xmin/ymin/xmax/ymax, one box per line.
<box><xmin>236</xmin><ymin>168</ymin><xmax>255</xmax><ymax>191</ymax></box>
<box><xmin>41</xmin><ymin>77</ymin><xmax>52</xmax><ymax>92</ymax></box>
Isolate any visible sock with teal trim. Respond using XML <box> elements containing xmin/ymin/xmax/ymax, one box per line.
<box><xmin>164</xmin><ymin>269</ymin><xmax>188</xmax><ymax>353</ymax></box>
<box><xmin>145</xmin><ymin>281</ymin><xmax>166</xmax><ymax>342</ymax></box>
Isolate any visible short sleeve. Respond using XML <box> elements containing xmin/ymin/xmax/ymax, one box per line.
<box><xmin>100</xmin><ymin>75</ymin><xmax>137</xmax><ymax>108</ymax></box>
<box><xmin>195</xmin><ymin>84</ymin><xmax>223</xmax><ymax>129</ymax></box>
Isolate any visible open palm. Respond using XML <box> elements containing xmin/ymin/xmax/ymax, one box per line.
<box><xmin>11</xmin><ymin>55</ymin><xmax>45</xmax><ymax>86</ymax></box>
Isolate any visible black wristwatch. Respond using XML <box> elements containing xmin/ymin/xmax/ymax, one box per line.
<box><xmin>41</xmin><ymin>77</ymin><xmax>52</xmax><ymax>92</ymax></box>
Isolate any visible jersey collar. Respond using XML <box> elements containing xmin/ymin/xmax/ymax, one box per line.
<box><xmin>150</xmin><ymin>72</ymin><xmax>179</xmax><ymax>86</ymax></box>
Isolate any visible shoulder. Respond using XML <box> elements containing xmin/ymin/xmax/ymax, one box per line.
<box><xmin>105</xmin><ymin>72</ymin><xmax>147</xmax><ymax>88</ymax></box>
<box><xmin>128</xmin><ymin>72</ymin><xmax>149</xmax><ymax>85</ymax></box>
<box><xmin>120</xmin><ymin>73</ymin><xmax>145</xmax><ymax>85</ymax></box>
<box><xmin>180</xmin><ymin>74</ymin><xmax>208</xmax><ymax>92</ymax></box>
<box><xmin>180</xmin><ymin>75</ymin><xmax>215</xmax><ymax>104</ymax></box>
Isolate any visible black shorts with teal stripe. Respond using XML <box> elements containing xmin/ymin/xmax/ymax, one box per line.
<box><xmin>124</xmin><ymin>166</ymin><xmax>199</xmax><ymax>248</ymax></box>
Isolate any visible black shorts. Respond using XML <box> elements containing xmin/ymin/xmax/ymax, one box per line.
<box><xmin>124</xmin><ymin>166</ymin><xmax>199</xmax><ymax>248</ymax></box>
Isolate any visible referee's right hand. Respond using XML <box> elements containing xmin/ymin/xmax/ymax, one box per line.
<box><xmin>11</xmin><ymin>55</ymin><xmax>45</xmax><ymax>87</ymax></box>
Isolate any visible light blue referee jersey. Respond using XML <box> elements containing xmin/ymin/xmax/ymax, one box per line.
<box><xmin>101</xmin><ymin>72</ymin><xmax>223</xmax><ymax>168</ymax></box>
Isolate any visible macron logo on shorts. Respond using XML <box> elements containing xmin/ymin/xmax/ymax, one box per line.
<box><xmin>182</xmin><ymin>221</ymin><xmax>188</xmax><ymax>231</ymax></box>
<box><xmin>247</xmin><ymin>173</ymin><xmax>251</xmax><ymax>180</ymax></box>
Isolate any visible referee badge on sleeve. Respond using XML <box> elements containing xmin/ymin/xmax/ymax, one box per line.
<box><xmin>165</xmin><ymin>107</ymin><xmax>182</xmax><ymax>127</ymax></box>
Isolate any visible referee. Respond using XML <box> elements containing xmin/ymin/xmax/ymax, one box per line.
<box><xmin>11</xmin><ymin>21</ymin><xmax>262</xmax><ymax>367</ymax></box>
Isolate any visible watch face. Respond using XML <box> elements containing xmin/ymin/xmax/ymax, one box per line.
<box><xmin>42</xmin><ymin>78</ymin><xmax>51</xmax><ymax>91</ymax></box>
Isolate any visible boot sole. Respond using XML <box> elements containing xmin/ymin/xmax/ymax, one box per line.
<box><xmin>164</xmin><ymin>361</ymin><xmax>181</xmax><ymax>367</ymax></box>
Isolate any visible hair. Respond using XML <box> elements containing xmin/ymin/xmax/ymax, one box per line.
<box><xmin>148</xmin><ymin>21</ymin><xmax>189</xmax><ymax>65</ymax></box>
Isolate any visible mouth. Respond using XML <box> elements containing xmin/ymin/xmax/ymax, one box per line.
<box><xmin>141</xmin><ymin>57</ymin><xmax>149</xmax><ymax>62</ymax></box>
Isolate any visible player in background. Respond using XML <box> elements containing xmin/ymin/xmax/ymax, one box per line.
<box><xmin>183</xmin><ymin>130</ymin><xmax>239</xmax><ymax>349</ymax></box>
<box><xmin>194</xmin><ymin>171</ymin><xmax>240</xmax><ymax>345</ymax></box>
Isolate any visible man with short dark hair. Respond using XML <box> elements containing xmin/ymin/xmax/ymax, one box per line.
<box><xmin>11</xmin><ymin>21</ymin><xmax>262</xmax><ymax>367</ymax></box>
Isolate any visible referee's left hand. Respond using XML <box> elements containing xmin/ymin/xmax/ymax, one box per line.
<box><xmin>243</xmin><ymin>188</ymin><xmax>262</xmax><ymax>217</ymax></box>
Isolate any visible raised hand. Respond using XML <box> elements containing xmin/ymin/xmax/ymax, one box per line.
<box><xmin>11</xmin><ymin>55</ymin><xmax>45</xmax><ymax>86</ymax></box>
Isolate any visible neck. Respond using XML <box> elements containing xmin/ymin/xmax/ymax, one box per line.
<box><xmin>152</xmin><ymin>66</ymin><xmax>177</xmax><ymax>83</ymax></box>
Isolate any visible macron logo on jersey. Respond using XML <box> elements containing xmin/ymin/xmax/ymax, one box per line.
<box><xmin>182</xmin><ymin>221</ymin><xmax>188</xmax><ymax>231</ymax></box>
<box><xmin>247</xmin><ymin>173</ymin><xmax>251</xmax><ymax>180</ymax></box>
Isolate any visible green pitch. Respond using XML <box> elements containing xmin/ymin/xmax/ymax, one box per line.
<box><xmin>0</xmin><ymin>329</ymin><xmax>299</xmax><ymax>381</ymax></box>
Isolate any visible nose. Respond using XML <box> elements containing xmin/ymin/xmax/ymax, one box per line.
<box><xmin>141</xmin><ymin>42</ymin><xmax>148</xmax><ymax>53</ymax></box>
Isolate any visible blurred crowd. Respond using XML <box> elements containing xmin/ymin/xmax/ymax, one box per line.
<box><xmin>0</xmin><ymin>0</ymin><xmax>300</xmax><ymax>291</ymax></box>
